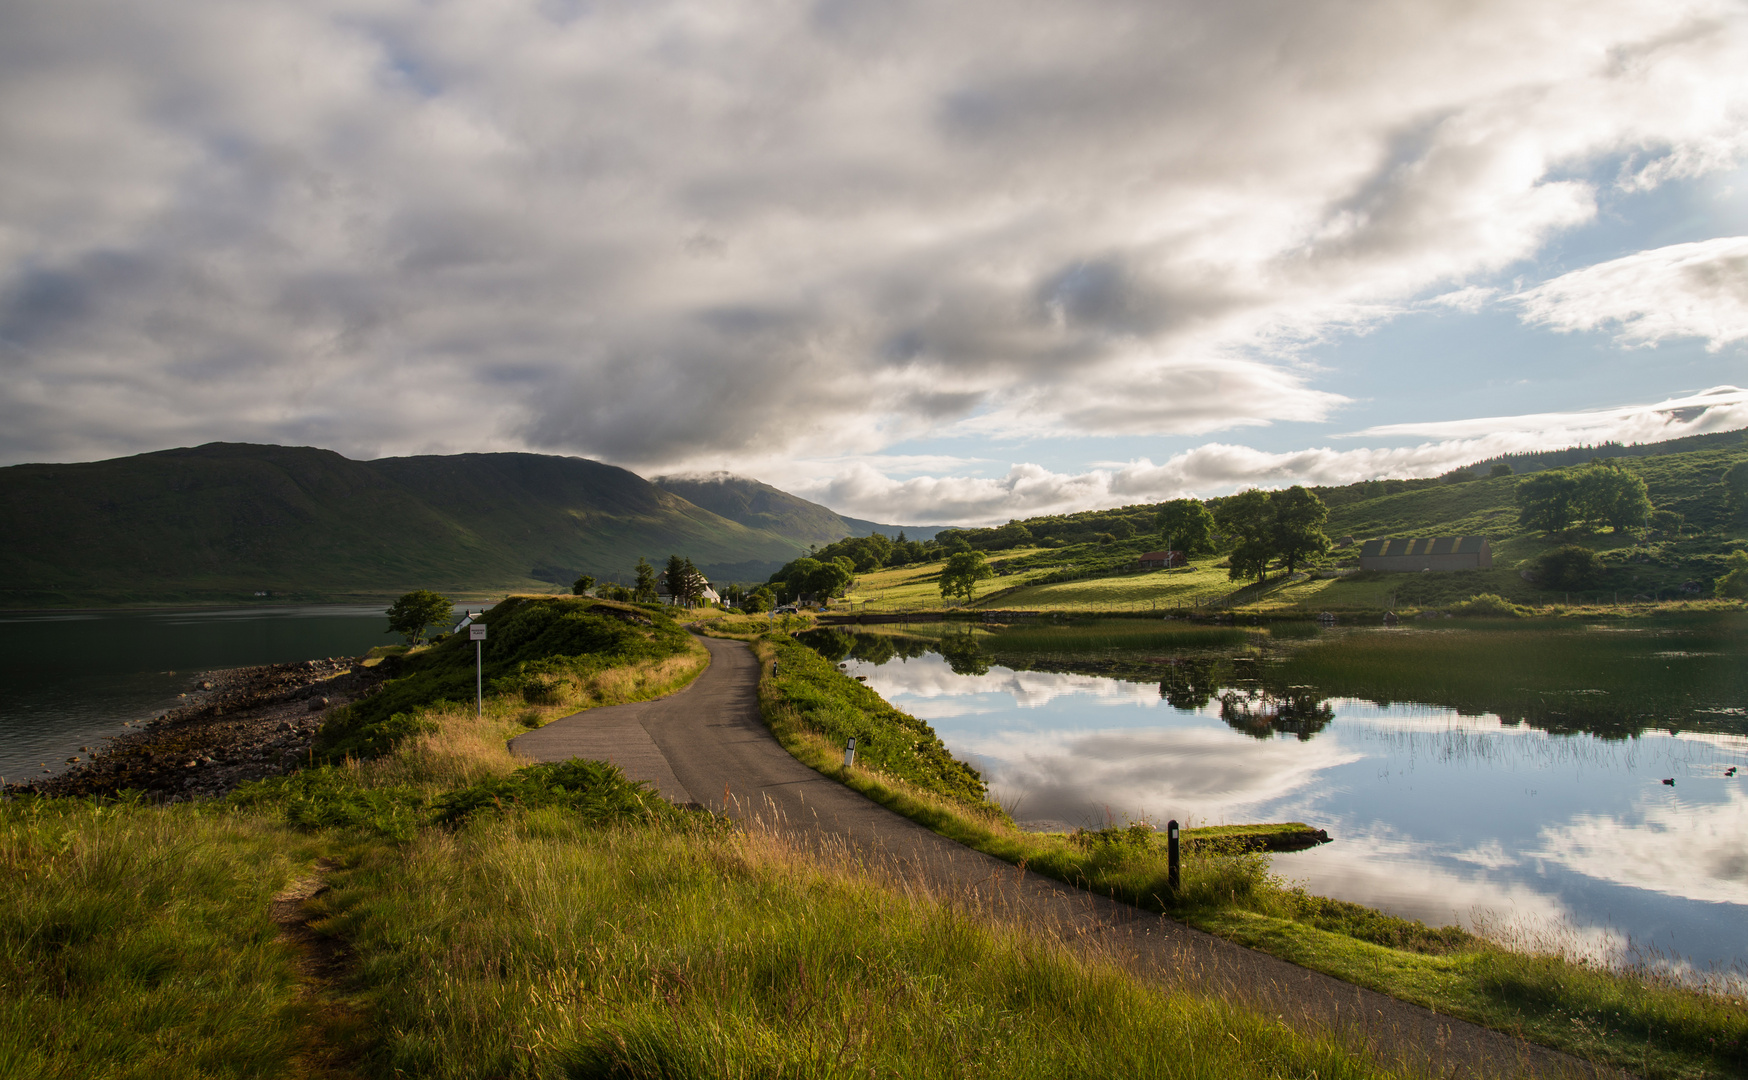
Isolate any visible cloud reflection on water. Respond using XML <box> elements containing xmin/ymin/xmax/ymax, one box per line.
<box><xmin>1534</xmin><ymin>785</ymin><xmax>1748</xmax><ymax>906</ymax></box>
<box><xmin>848</xmin><ymin>651</ymin><xmax>1748</xmax><ymax>968</ymax></box>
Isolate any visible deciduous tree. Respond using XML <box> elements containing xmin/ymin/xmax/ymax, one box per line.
<box><xmin>571</xmin><ymin>575</ymin><xmax>595</xmax><ymax>596</ymax></box>
<box><xmin>1515</xmin><ymin>472</ymin><xmax>1579</xmax><ymax>533</ymax></box>
<box><xmin>385</xmin><ymin>590</ymin><xmax>453</xmax><ymax>646</ymax></box>
<box><xmin>1269</xmin><ymin>486</ymin><xmax>1331</xmax><ymax>574</ymax></box>
<box><xmin>939</xmin><ymin>551</ymin><xmax>993</xmax><ymax>601</ymax></box>
<box><xmin>1155</xmin><ymin>498</ymin><xmax>1216</xmax><ymax>556</ymax></box>
<box><xmin>1215</xmin><ymin>489</ymin><xmax>1274</xmax><ymax>582</ymax></box>
<box><xmin>1575</xmin><ymin>461</ymin><xmax>1651</xmax><ymax>533</ymax></box>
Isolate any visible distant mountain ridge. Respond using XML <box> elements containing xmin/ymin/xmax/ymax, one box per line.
<box><xmin>652</xmin><ymin>472</ymin><xmax>942</xmax><ymax>546</ymax></box>
<box><xmin>0</xmin><ymin>444</ymin><xmax>909</xmax><ymax>607</ymax></box>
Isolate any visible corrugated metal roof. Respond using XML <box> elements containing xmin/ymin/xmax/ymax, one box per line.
<box><xmin>1359</xmin><ymin>537</ymin><xmax>1490</xmax><ymax>556</ymax></box>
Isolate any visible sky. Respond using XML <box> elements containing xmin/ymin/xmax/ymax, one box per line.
<box><xmin>3</xmin><ymin>0</ymin><xmax>1748</xmax><ymax>526</ymax></box>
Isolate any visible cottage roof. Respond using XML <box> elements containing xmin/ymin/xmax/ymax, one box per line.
<box><xmin>1359</xmin><ymin>537</ymin><xmax>1489</xmax><ymax>557</ymax></box>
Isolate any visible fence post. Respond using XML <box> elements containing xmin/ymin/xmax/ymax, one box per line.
<box><xmin>1167</xmin><ymin>820</ymin><xmax>1180</xmax><ymax>894</ymax></box>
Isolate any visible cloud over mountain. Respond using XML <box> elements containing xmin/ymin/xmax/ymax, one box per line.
<box><xmin>2</xmin><ymin>0</ymin><xmax>1746</xmax><ymax>514</ymax></box>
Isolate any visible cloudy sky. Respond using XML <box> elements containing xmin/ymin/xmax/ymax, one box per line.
<box><xmin>4</xmin><ymin>0</ymin><xmax>1748</xmax><ymax>524</ymax></box>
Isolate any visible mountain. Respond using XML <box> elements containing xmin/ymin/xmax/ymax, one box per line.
<box><xmin>0</xmin><ymin>444</ymin><xmax>811</xmax><ymax>606</ymax></box>
<box><xmin>652</xmin><ymin>472</ymin><xmax>943</xmax><ymax>545</ymax></box>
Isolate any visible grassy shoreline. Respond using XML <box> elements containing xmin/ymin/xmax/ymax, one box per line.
<box><xmin>745</xmin><ymin>628</ymin><xmax>1748</xmax><ymax>1080</ymax></box>
<box><xmin>0</xmin><ymin>596</ymin><xmax>1430</xmax><ymax>1079</ymax></box>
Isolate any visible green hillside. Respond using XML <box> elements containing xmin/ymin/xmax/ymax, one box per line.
<box><xmin>845</xmin><ymin>435</ymin><xmax>1748</xmax><ymax>614</ymax></box>
<box><xmin>652</xmin><ymin>472</ymin><xmax>941</xmax><ymax>545</ymax></box>
<box><xmin>0</xmin><ymin>444</ymin><xmax>809</xmax><ymax>607</ymax></box>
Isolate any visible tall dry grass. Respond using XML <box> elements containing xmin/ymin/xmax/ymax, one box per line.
<box><xmin>319</xmin><ymin>809</ymin><xmax>1410</xmax><ymax>1080</ymax></box>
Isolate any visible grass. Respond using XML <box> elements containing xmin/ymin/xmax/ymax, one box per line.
<box><xmin>321</xmin><ymin>812</ymin><xmax>1402</xmax><ymax>1080</ymax></box>
<box><xmin>0</xmin><ymin>598</ymin><xmax>1435</xmax><ymax>1079</ymax></box>
<box><xmin>0</xmin><ymin>797</ymin><xmax>333</xmax><ymax>1079</ymax></box>
<box><xmin>759</xmin><ymin>630</ymin><xmax>1748</xmax><ymax>1080</ymax></box>
<box><xmin>317</xmin><ymin>596</ymin><xmax>707</xmax><ymax>761</ymax></box>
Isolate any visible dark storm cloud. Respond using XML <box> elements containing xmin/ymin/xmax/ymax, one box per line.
<box><xmin>0</xmin><ymin>0</ymin><xmax>1744</xmax><ymax>519</ymax></box>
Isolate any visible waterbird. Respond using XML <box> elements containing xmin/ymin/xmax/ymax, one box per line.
<box><xmin>1728</xmin><ymin>767</ymin><xmax>1738</xmax><ymax>777</ymax></box>
<box><xmin>1662</xmin><ymin>778</ymin><xmax>1675</xmax><ymax>785</ymax></box>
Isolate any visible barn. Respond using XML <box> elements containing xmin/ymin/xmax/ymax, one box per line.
<box><xmin>1138</xmin><ymin>550</ymin><xmax>1186</xmax><ymax>569</ymax></box>
<box><xmin>1358</xmin><ymin>537</ymin><xmax>1492</xmax><ymax>572</ymax></box>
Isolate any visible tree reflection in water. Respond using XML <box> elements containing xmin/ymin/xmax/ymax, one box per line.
<box><xmin>1216</xmin><ymin>688</ymin><xmax>1335</xmax><ymax>741</ymax></box>
<box><xmin>1157</xmin><ymin>657</ymin><xmax>1334</xmax><ymax>740</ymax></box>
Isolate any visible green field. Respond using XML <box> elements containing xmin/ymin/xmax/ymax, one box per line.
<box><xmin>833</xmin><ymin>438</ymin><xmax>1748</xmax><ymax>616</ymax></box>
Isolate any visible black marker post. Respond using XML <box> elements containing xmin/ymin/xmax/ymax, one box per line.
<box><xmin>1167</xmin><ymin>819</ymin><xmax>1180</xmax><ymax>894</ymax></box>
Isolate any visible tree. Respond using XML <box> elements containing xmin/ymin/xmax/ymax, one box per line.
<box><xmin>633</xmin><ymin>558</ymin><xmax>658</xmax><ymax>603</ymax></box>
<box><xmin>804</xmin><ymin>558</ymin><xmax>855</xmax><ymax>602</ymax></box>
<box><xmin>571</xmin><ymin>575</ymin><xmax>595</xmax><ymax>596</ymax></box>
<box><xmin>1516</xmin><ymin>472</ymin><xmax>1579</xmax><ymax>533</ymax></box>
<box><xmin>664</xmin><ymin>554</ymin><xmax>688</xmax><ymax>604</ymax></box>
<box><xmin>1575</xmin><ymin>461</ymin><xmax>1651</xmax><ymax>533</ymax></box>
<box><xmin>1155</xmin><ymin>498</ymin><xmax>1216</xmax><ymax>556</ymax></box>
<box><xmin>660</xmin><ymin>556</ymin><xmax>708</xmax><ymax>606</ymax></box>
<box><xmin>1724</xmin><ymin>461</ymin><xmax>1748</xmax><ymax>514</ymax></box>
<box><xmin>385</xmin><ymin>590</ymin><xmax>453</xmax><ymax>646</ymax></box>
<box><xmin>989</xmin><ymin>522</ymin><xmax>1033</xmax><ymax>550</ymax></box>
<box><xmin>1214</xmin><ymin>489</ymin><xmax>1274</xmax><ymax>582</ymax></box>
<box><xmin>939</xmin><ymin>551</ymin><xmax>994</xmax><ymax>602</ymax></box>
<box><xmin>1489</xmin><ymin>463</ymin><xmax>1514</xmax><ymax>478</ymax></box>
<box><xmin>775</xmin><ymin>557</ymin><xmax>821</xmax><ymax>603</ymax></box>
<box><xmin>742</xmin><ymin>586</ymin><xmax>776</xmax><ymax>613</ymax></box>
<box><xmin>1269</xmin><ymin>486</ymin><xmax>1331</xmax><ymax>574</ymax></box>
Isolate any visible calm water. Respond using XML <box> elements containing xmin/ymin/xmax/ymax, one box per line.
<box><xmin>821</xmin><ymin>621</ymin><xmax>1748</xmax><ymax>974</ymax></box>
<box><xmin>0</xmin><ymin>606</ymin><xmax>407</xmax><ymax>782</ymax></box>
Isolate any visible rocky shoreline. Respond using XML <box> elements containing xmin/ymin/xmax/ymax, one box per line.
<box><xmin>5</xmin><ymin>655</ymin><xmax>392</xmax><ymax>803</ymax></box>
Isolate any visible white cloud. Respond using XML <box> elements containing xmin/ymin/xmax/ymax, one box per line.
<box><xmin>1350</xmin><ymin>384</ymin><xmax>1748</xmax><ymax>440</ymax></box>
<box><xmin>1517</xmin><ymin>237</ymin><xmax>1748</xmax><ymax>349</ymax></box>
<box><xmin>2</xmin><ymin>0</ymin><xmax>1748</xmax><ymax>469</ymax></box>
<box><xmin>787</xmin><ymin>386</ymin><xmax>1748</xmax><ymax>523</ymax></box>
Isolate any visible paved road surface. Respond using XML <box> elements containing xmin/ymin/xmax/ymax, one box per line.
<box><xmin>511</xmin><ymin>635</ymin><xmax>1621</xmax><ymax>1080</ymax></box>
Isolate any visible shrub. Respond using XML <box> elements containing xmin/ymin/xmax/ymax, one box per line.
<box><xmin>1534</xmin><ymin>545</ymin><xmax>1604</xmax><ymax>590</ymax></box>
<box><xmin>1452</xmin><ymin>593</ymin><xmax>1523</xmax><ymax>617</ymax></box>
<box><xmin>229</xmin><ymin>767</ymin><xmax>427</xmax><ymax>840</ymax></box>
<box><xmin>1714</xmin><ymin>550</ymin><xmax>1748</xmax><ymax>598</ymax></box>
<box><xmin>432</xmin><ymin>758</ymin><xmax>695</xmax><ymax>826</ymax></box>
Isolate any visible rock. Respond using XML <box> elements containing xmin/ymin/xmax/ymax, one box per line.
<box><xmin>1519</xmin><ymin>569</ymin><xmax>1538</xmax><ymax>583</ymax></box>
<box><xmin>278</xmin><ymin>721</ymin><xmax>293</xmax><ymax>732</ymax></box>
<box><xmin>200</xmin><ymin>681</ymin><xmax>213</xmax><ymax>691</ymax></box>
<box><xmin>308</xmin><ymin>697</ymin><xmax>328</xmax><ymax>712</ymax></box>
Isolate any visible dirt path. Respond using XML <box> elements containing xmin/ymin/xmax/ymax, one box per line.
<box><xmin>512</xmin><ymin>635</ymin><xmax>1624</xmax><ymax>1080</ymax></box>
<box><xmin>271</xmin><ymin>860</ymin><xmax>364</xmax><ymax>1079</ymax></box>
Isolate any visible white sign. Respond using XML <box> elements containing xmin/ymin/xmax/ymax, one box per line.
<box><xmin>469</xmin><ymin>624</ymin><xmax>487</xmax><ymax>641</ymax></box>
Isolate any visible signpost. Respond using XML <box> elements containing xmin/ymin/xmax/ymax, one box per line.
<box><xmin>469</xmin><ymin>622</ymin><xmax>487</xmax><ymax>717</ymax></box>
